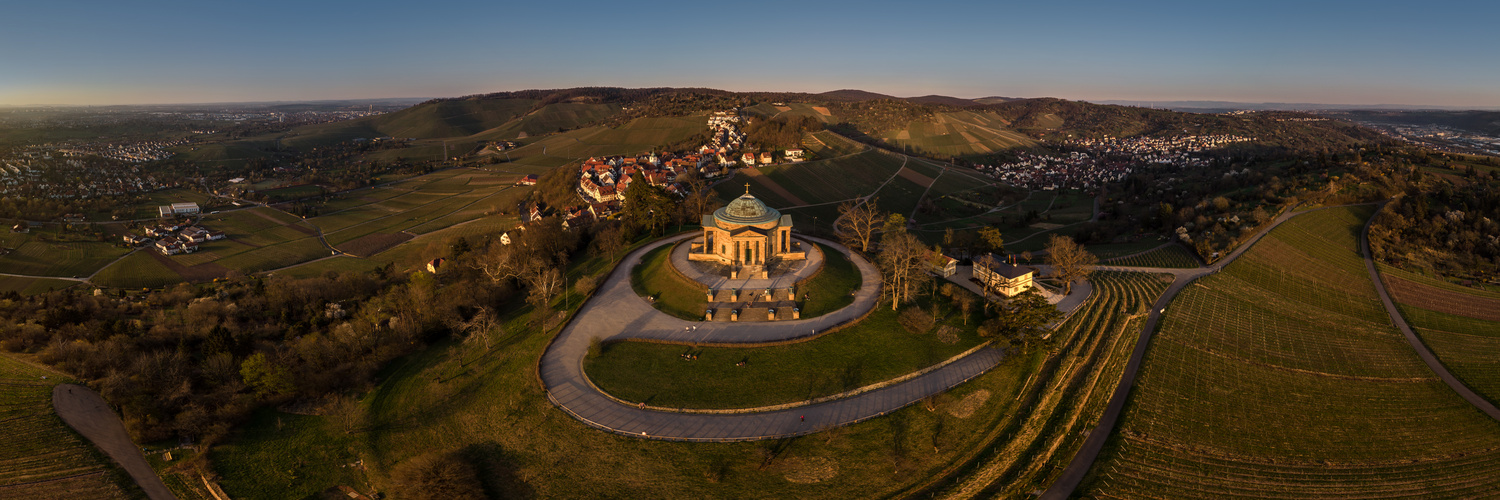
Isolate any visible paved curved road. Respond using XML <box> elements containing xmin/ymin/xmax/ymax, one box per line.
<box><xmin>1360</xmin><ymin>205</ymin><xmax>1500</xmax><ymax>421</ymax></box>
<box><xmin>53</xmin><ymin>384</ymin><xmax>177</xmax><ymax>500</ymax></box>
<box><xmin>1038</xmin><ymin>204</ymin><xmax>1363</xmax><ymax>500</ymax></box>
<box><xmin>539</xmin><ymin>233</ymin><xmax>1010</xmax><ymax>441</ymax></box>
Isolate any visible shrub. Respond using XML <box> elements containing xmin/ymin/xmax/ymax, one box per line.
<box><xmin>898</xmin><ymin>308</ymin><xmax>935</xmax><ymax>334</ymax></box>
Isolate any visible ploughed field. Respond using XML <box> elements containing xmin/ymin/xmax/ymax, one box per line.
<box><xmin>1082</xmin><ymin>206</ymin><xmax>1500</xmax><ymax>499</ymax></box>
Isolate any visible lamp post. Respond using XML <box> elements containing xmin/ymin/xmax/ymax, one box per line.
<box><xmin>812</xmin><ymin>216</ymin><xmax>818</xmax><ymax>237</ymax></box>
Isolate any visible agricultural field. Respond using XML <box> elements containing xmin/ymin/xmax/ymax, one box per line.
<box><xmin>501</xmin><ymin>114</ymin><xmax>706</xmax><ymax>164</ymax></box>
<box><xmin>1081</xmin><ymin>206</ymin><xmax>1500</xmax><ymax>498</ymax></box>
<box><xmin>0</xmin><ymin>356</ymin><xmax>138</xmax><ymax>499</ymax></box>
<box><xmin>282</xmin><ymin>98</ymin><xmax>539</xmax><ymax>149</ymax></box>
<box><xmin>877</xmin><ymin>111</ymin><xmax>1037</xmax><ymax>158</ymax></box>
<box><xmin>90</xmin><ymin>251</ymin><xmax>181</xmax><ymax>289</ymax></box>
<box><xmin>83</xmin><ymin>168</ymin><xmax>522</xmax><ymax>287</ymax></box>
<box><xmin>464</xmin><ymin>102</ymin><xmax>621</xmax><ymax>142</ymax></box>
<box><xmin>930</xmin><ymin>271</ymin><xmax>1167</xmax><ymax>498</ymax></box>
<box><xmin>743</xmin><ymin>102</ymin><xmax>839</xmax><ymax>124</ymax></box>
<box><xmin>1105</xmin><ymin>244</ymin><xmax>1200</xmax><ymax>268</ymax></box>
<box><xmin>715</xmin><ymin>150</ymin><xmax>906</xmax><ymax>209</ymax></box>
<box><xmin>0</xmin><ymin>229</ymin><xmax>129</xmax><ymax>278</ymax></box>
<box><xmin>1380</xmin><ymin>264</ymin><xmax>1500</xmax><ymax>406</ymax></box>
<box><xmin>0</xmin><ymin>275</ymin><xmax>79</xmax><ymax>295</ymax></box>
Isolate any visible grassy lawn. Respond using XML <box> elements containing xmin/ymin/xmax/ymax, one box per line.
<box><xmin>211</xmin><ymin>408</ymin><xmax>369</xmax><ymax>499</ymax></box>
<box><xmin>0</xmin><ymin>355</ymin><xmax>140</xmax><ymax>499</ymax></box>
<box><xmin>584</xmin><ymin>293</ymin><xmax>986</xmax><ymax>409</ymax></box>
<box><xmin>797</xmin><ymin>243</ymin><xmax>860</xmax><ymax>317</ymax></box>
<box><xmin>630</xmin><ymin>242</ymin><xmax>706</xmax><ymax>320</ymax></box>
<box><xmin>1081</xmin><ymin>206</ymin><xmax>1500</xmax><ymax>498</ymax></box>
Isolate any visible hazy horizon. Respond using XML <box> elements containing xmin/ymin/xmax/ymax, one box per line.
<box><xmin>3</xmin><ymin>0</ymin><xmax>1497</xmax><ymax>108</ymax></box>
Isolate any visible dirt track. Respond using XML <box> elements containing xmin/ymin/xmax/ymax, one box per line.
<box><xmin>52</xmin><ymin>384</ymin><xmax>178</xmax><ymax>500</ymax></box>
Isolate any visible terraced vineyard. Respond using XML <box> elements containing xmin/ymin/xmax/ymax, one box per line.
<box><xmin>1082</xmin><ymin>206</ymin><xmax>1500</xmax><ymax>498</ymax></box>
<box><xmin>1106</xmin><ymin>244</ymin><xmax>1200</xmax><ymax>269</ymax></box>
<box><xmin>932</xmin><ymin>272</ymin><xmax>1167</xmax><ymax>498</ymax></box>
<box><xmin>878</xmin><ymin>111</ymin><xmax>1037</xmax><ymax>157</ymax></box>
<box><xmin>1381</xmin><ymin>264</ymin><xmax>1500</xmax><ymax>406</ymax></box>
<box><xmin>0</xmin><ymin>356</ymin><xmax>135</xmax><ymax>499</ymax></box>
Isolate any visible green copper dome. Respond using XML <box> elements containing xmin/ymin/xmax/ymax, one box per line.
<box><xmin>714</xmin><ymin>189</ymin><xmax>780</xmax><ymax>226</ymax></box>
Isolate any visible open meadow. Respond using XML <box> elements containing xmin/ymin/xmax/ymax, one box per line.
<box><xmin>1081</xmin><ymin>206</ymin><xmax>1500</xmax><ymax>498</ymax></box>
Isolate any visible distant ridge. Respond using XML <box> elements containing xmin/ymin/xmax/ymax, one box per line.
<box><xmin>973</xmin><ymin>96</ymin><xmax>1023</xmax><ymax>105</ymax></box>
<box><xmin>817</xmin><ymin>89</ymin><xmax>900</xmax><ymax>101</ymax></box>
<box><xmin>905</xmin><ymin>95</ymin><xmax>980</xmax><ymax>107</ymax></box>
<box><xmin>1094</xmin><ymin>100</ymin><xmax>1500</xmax><ymax>112</ymax></box>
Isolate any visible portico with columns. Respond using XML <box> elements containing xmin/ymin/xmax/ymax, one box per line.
<box><xmin>690</xmin><ymin>185</ymin><xmax>805</xmax><ymax>278</ymax></box>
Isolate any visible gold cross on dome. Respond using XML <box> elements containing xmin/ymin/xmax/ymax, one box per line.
<box><xmin>744</xmin><ymin>183</ymin><xmax>751</xmax><ymax>195</ymax></box>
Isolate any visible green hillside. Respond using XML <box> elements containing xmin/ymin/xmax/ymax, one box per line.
<box><xmin>877</xmin><ymin>110</ymin><xmax>1037</xmax><ymax>157</ymax></box>
<box><xmin>465</xmin><ymin>102</ymin><xmax>622</xmax><ymax>141</ymax></box>
<box><xmin>283</xmin><ymin>98</ymin><xmax>539</xmax><ymax>148</ymax></box>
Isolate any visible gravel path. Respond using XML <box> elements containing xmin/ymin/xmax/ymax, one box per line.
<box><xmin>52</xmin><ymin>384</ymin><xmax>177</xmax><ymax>500</ymax></box>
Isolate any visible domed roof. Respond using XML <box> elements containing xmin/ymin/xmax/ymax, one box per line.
<box><xmin>714</xmin><ymin>187</ymin><xmax>780</xmax><ymax>226</ymax></box>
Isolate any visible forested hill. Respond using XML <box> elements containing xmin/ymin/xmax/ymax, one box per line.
<box><xmin>270</xmin><ymin>87</ymin><xmax>1389</xmax><ymax>160</ymax></box>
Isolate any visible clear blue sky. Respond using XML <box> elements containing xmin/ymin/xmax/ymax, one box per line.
<box><xmin>2</xmin><ymin>0</ymin><xmax>1496</xmax><ymax>106</ymax></box>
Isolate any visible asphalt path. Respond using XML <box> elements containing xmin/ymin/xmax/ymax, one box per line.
<box><xmin>1038</xmin><ymin>204</ymin><xmax>1360</xmax><ymax>499</ymax></box>
<box><xmin>1359</xmin><ymin>204</ymin><xmax>1500</xmax><ymax>421</ymax></box>
<box><xmin>539</xmin><ymin>233</ymin><xmax>1013</xmax><ymax>441</ymax></box>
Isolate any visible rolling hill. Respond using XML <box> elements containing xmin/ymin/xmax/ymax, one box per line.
<box><xmin>282</xmin><ymin>98</ymin><xmax>540</xmax><ymax>148</ymax></box>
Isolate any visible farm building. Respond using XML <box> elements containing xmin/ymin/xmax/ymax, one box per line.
<box><xmin>927</xmin><ymin>250</ymin><xmax>958</xmax><ymax>277</ymax></box>
<box><xmin>158</xmin><ymin>202</ymin><xmax>200</xmax><ymax>217</ymax></box>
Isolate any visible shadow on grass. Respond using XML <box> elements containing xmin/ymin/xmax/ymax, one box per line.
<box><xmin>460</xmin><ymin>441</ymin><xmax>537</xmax><ymax>500</ymax></box>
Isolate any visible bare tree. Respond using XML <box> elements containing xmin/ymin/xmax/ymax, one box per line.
<box><xmin>878</xmin><ymin>232</ymin><xmax>931</xmax><ymax>310</ymax></box>
<box><xmin>523</xmin><ymin>260</ymin><xmax>565</xmax><ymax>310</ymax></box>
<box><xmin>835</xmin><ymin>197</ymin><xmax>882</xmax><ymax>252</ymax></box>
<box><xmin>592</xmin><ymin>224</ymin><xmax>626</xmax><ymax>263</ymax></box>
<box><xmin>681</xmin><ymin>170</ymin><xmax>713</xmax><ymax>221</ymax></box>
<box><xmin>469</xmin><ymin>240</ymin><xmax>523</xmax><ymax>284</ymax></box>
<box><xmin>1046</xmin><ymin>234</ymin><xmax>1097</xmax><ymax>295</ymax></box>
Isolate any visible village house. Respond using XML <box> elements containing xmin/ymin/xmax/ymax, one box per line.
<box><xmin>785</xmin><ymin>148</ymin><xmax>806</xmax><ymax>162</ymax></box>
<box><xmin>759</xmin><ymin>152</ymin><xmax>774</xmax><ymax>165</ymax></box>
<box><xmin>927</xmin><ymin>250</ymin><xmax>958</xmax><ymax>278</ymax></box>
